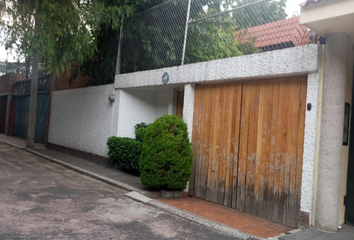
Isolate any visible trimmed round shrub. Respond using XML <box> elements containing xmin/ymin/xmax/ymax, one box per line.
<box><xmin>139</xmin><ymin>115</ymin><xmax>193</xmax><ymax>190</ymax></box>
<box><xmin>107</xmin><ymin>137</ymin><xmax>141</xmax><ymax>174</ymax></box>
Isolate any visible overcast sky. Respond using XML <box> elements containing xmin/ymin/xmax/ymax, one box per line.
<box><xmin>0</xmin><ymin>0</ymin><xmax>304</xmax><ymax>63</ymax></box>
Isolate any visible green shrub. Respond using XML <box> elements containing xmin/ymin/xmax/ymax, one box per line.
<box><xmin>135</xmin><ymin>127</ymin><xmax>148</xmax><ymax>143</ymax></box>
<box><xmin>134</xmin><ymin>122</ymin><xmax>149</xmax><ymax>143</ymax></box>
<box><xmin>134</xmin><ymin>122</ymin><xmax>149</xmax><ymax>130</ymax></box>
<box><xmin>139</xmin><ymin>115</ymin><xmax>193</xmax><ymax>190</ymax></box>
<box><xmin>107</xmin><ymin>137</ymin><xmax>142</xmax><ymax>174</ymax></box>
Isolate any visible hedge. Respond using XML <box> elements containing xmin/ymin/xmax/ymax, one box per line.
<box><xmin>107</xmin><ymin>137</ymin><xmax>141</xmax><ymax>174</ymax></box>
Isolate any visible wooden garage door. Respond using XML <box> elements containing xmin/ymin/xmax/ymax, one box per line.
<box><xmin>189</xmin><ymin>77</ymin><xmax>307</xmax><ymax>227</ymax></box>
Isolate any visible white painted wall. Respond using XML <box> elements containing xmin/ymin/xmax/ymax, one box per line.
<box><xmin>115</xmin><ymin>45</ymin><xmax>320</xmax><ymax>89</ymax></box>
<box><xmin>183</xmin><ymin>84</ymin><xmax>195</xmax><ymax>141</ymax></box>
<box><xmin>301</xmin><ymin>72</ymin><xmax>321</xmax><ymax>222</ymax></box>
<box><xmin>116</xmin><ymin>89</ymin><xmax>175</xmax><ymax>138</ymax></box>
<box><xmin>48</xmin><ymin>84</ymin><xmax>115</xmax><ymax>157</ymax></box>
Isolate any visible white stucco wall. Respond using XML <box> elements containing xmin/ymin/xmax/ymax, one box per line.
<box><xmin>48</xmin><ymin>84</ymin><xmax>115</xmax><ymax>157</ymax></box>
<box><xmin>301</xmin><ymin>72</ymin><xmax>321</xmax><ymax>221</ymax></box>
<box><xmin>183</xmin><ymin>84</ymin><xmax>195</xmax><ymax>141</ymax></box>
<box><xmin>316</xmin><ymin>33</ymin><xmax>349</xmax><ymax>231</ymax></box>
<box><xmin>115</xmin><ymin>45</ymin><xmax>320</xmax><ymax>89</ymax></box>
<box><xmin>116</xmin><ymin>89</ymin><xmax>175</xmax><ymax>138</ymax></box>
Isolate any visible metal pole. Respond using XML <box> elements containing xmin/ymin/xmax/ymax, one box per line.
<box><xmin>26</xmin><ymin>49</ymin><xmax>39</xmax><ymax>148</ymax></box>
<box><xmin>181</xmin><ymin>0</ymin><xmax>192</xmax><ymax>65</ymax></box>
<box><xmin>115</xmin><ymin>15</ymin><xmax>124</xmax><ymax>75</ymax></box>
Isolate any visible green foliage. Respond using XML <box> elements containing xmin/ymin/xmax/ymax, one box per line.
<box><xmin>0</xmin><ymin>0</ymin><xmax>150</xmax><ymax>76</ymax></box>
<box><xmin>135</xmin><ymin>128</ymin><xmax>148</xmax><ymax>143</ymax></box>
<box><xmin>185</xmin><ymin>18</ymin><xmax>243</xmax><ymax>64</ymax></box>
<box><xmin>232</xmin><ymin>0</ymin><xmax>287</xmax><ymax>28</ymax></box>
<box><xmin>121</xmin><ymin>0</ymin><xmax>287</xmax><ymax>72</ymax></box>
<box><xmin>135</xmin><ymin>122</ymin><xmax>150</xmax><ymax>143</ymax></box>
<box><xmin>135</xmin><ymin>122</ymin><xmax>150</xmax><ymax>130</ymax></box>
<box><xmin>107</xmin><ymin>137</ymin><xmax>142</xmax><ymax>174</ymax></box>
<box><xmin>139</xmin><ymin>115</ymin><xmax>193</xmax><ymax>190</ymax></box>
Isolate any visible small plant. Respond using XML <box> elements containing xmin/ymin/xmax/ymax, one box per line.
<box><xmin>134</xmin><ymin>122</ymin><xmax>150</xmax><ymax>143</ymax></box>
<box><xmin>139</xmin><ymin>115</ymin><xmax>193</xmax><ymax>190</ymax></box>
<box><xmin>107</xmin><ymin>137</ymin><xmax>142</xmax><ymax>174</ymax></box>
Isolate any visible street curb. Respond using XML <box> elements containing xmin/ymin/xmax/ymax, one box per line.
<box><xmin>147</xmin><ymin>199</ymin><xmax>265</xmax><ymax>240</ymax></box>
<box><xmin>124</xmin><ymin>191</ymin><xmax>152</xmax><ymax>204</ymax></box>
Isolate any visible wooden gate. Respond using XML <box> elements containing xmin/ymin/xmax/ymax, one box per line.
<box><xmin>189</xmin><ymin>77</ymin><xmax>307</xmax><ymax>227</ymax></box>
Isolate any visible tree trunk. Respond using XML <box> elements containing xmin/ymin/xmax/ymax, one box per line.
<box><xmin>26</xmin><ymin>49</ymin><xmax>39</xmax><ymax>148</ymax></box>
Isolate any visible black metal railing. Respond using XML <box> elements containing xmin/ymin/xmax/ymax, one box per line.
<box><xmin>13</xmin><ymin>75</ymin><xmax>51</xmax><ymax>95</ymax></box>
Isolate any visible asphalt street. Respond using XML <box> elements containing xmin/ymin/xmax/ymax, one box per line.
<box><xmin>0</xmin><ymin>142</ymin><xmax>239</xmax><ymax>240</ymax></box>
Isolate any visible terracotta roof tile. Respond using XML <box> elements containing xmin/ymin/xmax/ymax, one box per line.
<box><xmin>235</xmin><ymin>17</ymin><xmax>311</xmax><ymax>50</ymax></box>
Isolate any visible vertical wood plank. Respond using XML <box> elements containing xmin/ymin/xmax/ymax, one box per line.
<box><xmin>272</xmin><ymin>80</ymin><xmax>285</xmax><ymax>223</ymax></box>
<box><xmin>207</xmin><ymin>85</ymin><xmax>221</xmax><ymax>202</ymax></box>
<box><xmin>189</xmin><ymin>86</ymin><xmax>204</xmax><ymax>196</ymax></box>
<box><xmin>283</xmin><ymin>79</ymin><xmax>300</xmax><ymax>226</ymax></box>
<box><xmin>200</xmin><ymin>86</ymin><xmax>213</xmax><ymax>200</ymax></box>
<box><xmin>257</xmin><ymin>81</ymin><xmax>272</xmax><ymax>219</ymax></box>
<box><xmin>224</xmin><ymin>84</ymin><xmax>235</xmax><ymax>207</ymax></box>
<box><xmin>194</xmin><ymin>86</ymin><xmax>206</xmax><ymax>198</ymax></box>
<box><xmin>267</xmin><ymin>80</ymin><xmax>280</xmax><ymax>221</ymax></box>
<box><xmin>232</xmin><ymin>83</ymin><xmax>243</xmax><ymax>209</ymax></box>
<box><xmin>237</xmin><ymin>83</ymin><xmax>251</xmax><ymax>211</ymax></box>
<box><xmin>217</xmin><ymin>85</ymin><xmax>227</xmax><ymax>205</ymax></box>
<box><xmin>245</xmin><ymin>82</ymin><xmax>260</xmax><ymax>215</ymax></box>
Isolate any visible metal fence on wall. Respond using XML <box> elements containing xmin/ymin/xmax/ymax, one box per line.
<box><xmin>119</xmin><ymin>0</ymin><xmax>311</xmax><ymax>74</ymax></box>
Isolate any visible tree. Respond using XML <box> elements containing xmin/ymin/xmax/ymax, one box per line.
<box><xmin>0</xmin><ymin>0</ymin><xmax>149</xmax><ymax>146</ymax></box>
<box><xmin>71</xmin><ymin>0</ymin><xmax>158</xmax><ymax>86</ymax></box>
<box><xmin>120</xmin><ymin>0</ymin><xmax>287</xmax><ymax>73</ymax></box>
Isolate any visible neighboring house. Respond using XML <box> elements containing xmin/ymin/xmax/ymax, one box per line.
<box><xmin>43</xmin><ymin>0</ymin><xmax>353</xmax><ymax>234</ymax></box>
<box><xmin>235</xmin><ymin>17</ymin><xmax>311</xmax><ymax>51</ymax></box>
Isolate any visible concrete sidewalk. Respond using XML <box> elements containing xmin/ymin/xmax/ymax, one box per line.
<box><xmin>279</xmin><ymin>225</ymin><xmax>354</xmax><ymax>240</ymax></box>
<box><xmin>0</xmin><ymin>134</ymin><xmax>159</xmax><ymax>198</ymax></box>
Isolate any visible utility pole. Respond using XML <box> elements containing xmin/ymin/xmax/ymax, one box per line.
<box><xmin>26</xmin><ymin>49</ymin><xmax>39</xmax><ymax>148</ymax></box>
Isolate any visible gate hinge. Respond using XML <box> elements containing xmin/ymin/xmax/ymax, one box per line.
<box><xmin>344</xmin><ymin>195</ymin><xmax>348</xmax><ymax>206</ymax></box>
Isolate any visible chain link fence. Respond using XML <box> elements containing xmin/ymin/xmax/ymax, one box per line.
<box><xmin>120</xmin><ymin>0</ymin><xmax>311</xmax><ymax>74</ymax></box>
